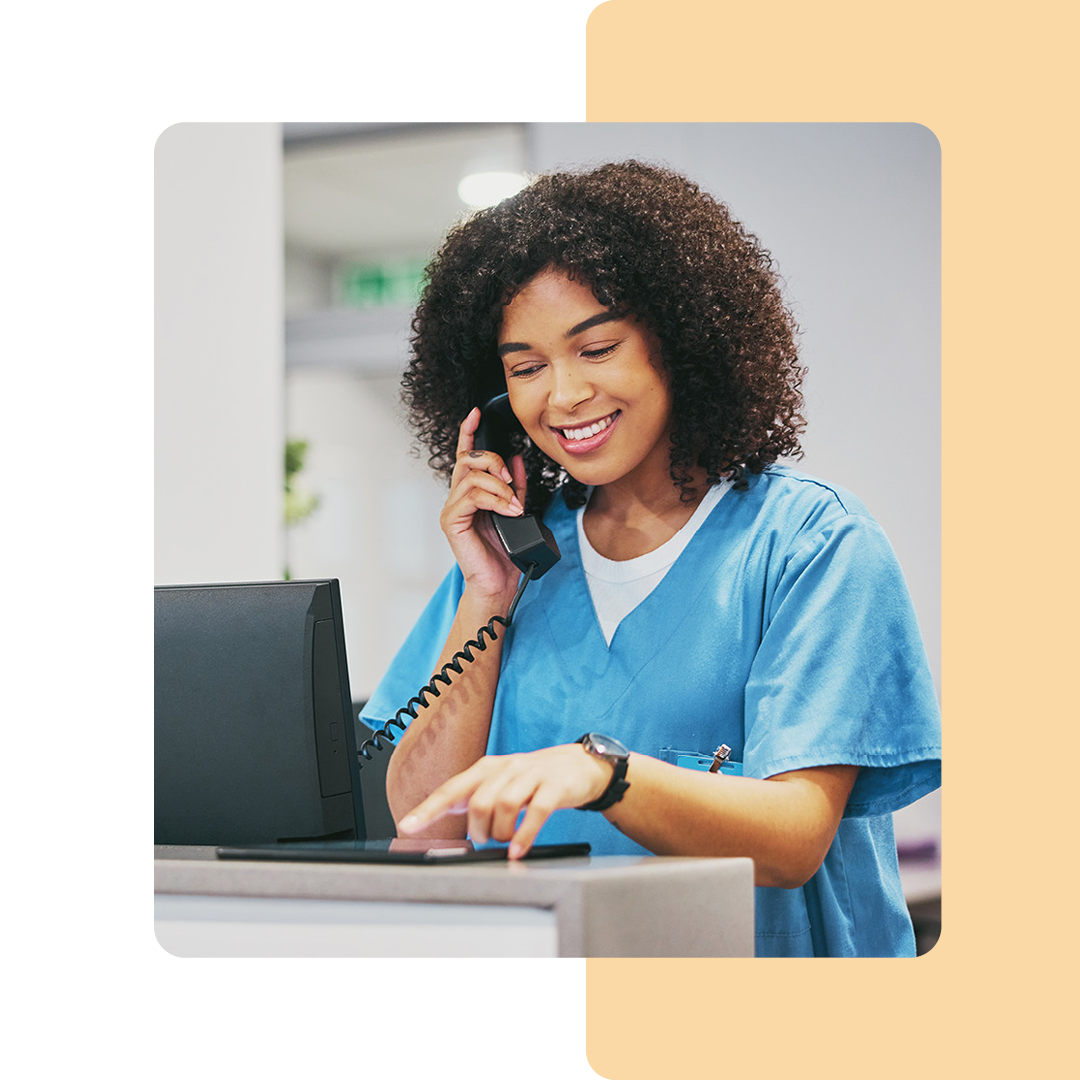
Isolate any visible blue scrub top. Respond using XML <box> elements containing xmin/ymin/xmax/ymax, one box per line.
<box><xmin>362</xmin><ymin>467</ymin><xmax>941</xmax><ymax>957</ymax></box>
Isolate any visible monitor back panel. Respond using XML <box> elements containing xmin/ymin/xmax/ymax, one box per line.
<box><xmin>155</xmin><ymin>580</ymin><xmax>361</xmax><ymax>845</ymax></box>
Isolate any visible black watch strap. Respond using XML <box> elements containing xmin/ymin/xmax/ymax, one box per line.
<box><xmin>575</xmin><ymin>733</ymin><xmax>631</xmax><ymax>812</ymax></box>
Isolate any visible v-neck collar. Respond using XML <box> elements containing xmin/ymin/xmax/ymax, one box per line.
<box><xmin>539</xmin><ymin>485</ymin><xmax>738</xmax><ymax>660</ymax></box>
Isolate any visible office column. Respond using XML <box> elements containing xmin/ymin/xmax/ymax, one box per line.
<box><xmin>155</xmin><ymin>122</ymin><xmax>284</xmax><ymax>584</ymax></box>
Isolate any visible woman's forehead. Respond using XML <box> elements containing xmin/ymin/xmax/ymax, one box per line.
<box><xmin>500</xmin><ymin>269</ymin><xmax>609</xmax><ymax>332</ymax></box>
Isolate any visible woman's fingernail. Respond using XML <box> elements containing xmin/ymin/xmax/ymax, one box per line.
<box><xmin>502</xmin><ymin>468</ymin><xmax>513</xmax><ymax>482</ymax></box>
<box><xmin>509</xmin><ymin>498</ymin><xmax>524</xmax><ymax>514</ymax></box>
<box><xmin>399</xmin><ymin>815</ymin><xmax>418</xmax><ymax>833</ymax></box>
<box><xmin>508</xmin><ymin>843</ymin><xmax>524</xmax><ymax>860</ymax></box>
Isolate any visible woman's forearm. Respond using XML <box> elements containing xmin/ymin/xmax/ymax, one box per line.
<box><xmin>383</xmin><ymin>585</ymin><xmax>515</xmax><ymax>833</ymax></box>
<box><xmin>604</xmin><ymin>754</ymin><xmax>859</xmax><ymax>888</ymax></box>
<box><xmin>398</xmin><ymin>740</ymin><xmax>860</xmax><ymax>885</ymax></box>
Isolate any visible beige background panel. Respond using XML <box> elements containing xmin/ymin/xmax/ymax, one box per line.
<box><xmin>584</xmin><ymin>1</ymin><xmax>1074</xmax><ymax>1077</ymax></box>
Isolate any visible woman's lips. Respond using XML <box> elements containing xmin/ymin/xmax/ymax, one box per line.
<box><xmin>552</xmin><ymin>411</ymin><xmax>620</xmax><ymax>455</ymax></box>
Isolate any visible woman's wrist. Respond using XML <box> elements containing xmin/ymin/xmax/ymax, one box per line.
<box><xmin>459</xmin><ymin>576</ymin><xmax>520</xmax><ymax>620</ymax></box>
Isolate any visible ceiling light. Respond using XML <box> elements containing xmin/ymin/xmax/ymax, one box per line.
<box><xmin>457</xmin><ymin>171</ymin><xmax>528</xmax><ymax>209</ymax></box>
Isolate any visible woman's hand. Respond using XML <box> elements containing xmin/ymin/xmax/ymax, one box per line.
<box><xmin>397</xmin><ymin>744</ymin><xmax>614</xmax><ymax>859</ymax></box>
<box><xmin>441</xmin><ymin>407</ymin><xmax>528</xmax><ymax>603</ymax></box>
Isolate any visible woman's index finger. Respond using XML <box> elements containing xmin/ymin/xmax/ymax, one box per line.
<box><xmin>456</xmin><ymin>406</ymin><xmax>481</xmax><ymax>455</ymax></box>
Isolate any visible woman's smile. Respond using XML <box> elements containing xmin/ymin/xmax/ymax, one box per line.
<box><xmin>553</xmin><ymin>409</ymin><xmax>620</xmax><ymax>452</ymax></box>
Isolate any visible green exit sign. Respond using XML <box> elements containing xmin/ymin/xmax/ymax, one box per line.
<box><xmin>340</xmin><ymin>259</ymin><xmax>426</xmax><ymax>308</ymax></box>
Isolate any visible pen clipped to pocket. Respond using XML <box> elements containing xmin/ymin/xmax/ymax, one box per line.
<box><xmin>659</xmin><ymin>745</ymin><xmax>744</xmax><ymax>776</ymax></box>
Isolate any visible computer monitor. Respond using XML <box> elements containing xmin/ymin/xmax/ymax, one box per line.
<box><xmin>155</xmin><ymin>578</ymin><xmax>365</xmax><ymax>845</ymax></box>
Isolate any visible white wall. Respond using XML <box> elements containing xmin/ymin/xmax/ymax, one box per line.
<box><xmin>285</xmin><ymin>369</ymin><xmax>450</xmax><ymax>701</ymax></box>
<box><xmin>155</xmin><ymin>123</ymin><xmax>285</xmax><ymax>584</ymax></box>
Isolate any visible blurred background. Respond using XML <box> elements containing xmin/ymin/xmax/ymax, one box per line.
<box><xmin>156</xmin><ymin>121</ymin><xmax>941</xmax><ymax>948</ymax></box>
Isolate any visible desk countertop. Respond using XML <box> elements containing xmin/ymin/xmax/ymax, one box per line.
<box><xmin>155</xmin><ymin>846</ymin><xmax>755</xmax><ymax>957</ymax></box>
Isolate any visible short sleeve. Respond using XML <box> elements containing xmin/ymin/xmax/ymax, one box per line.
<box><xmin>359</xmin><ymin>566</ymin><xmax>464</xmax><ymax>729</ymax></box>
<box><xmin>742</xmin><ymin>513</ymin><xmax>941</xmax><ymax>817</ymax></box>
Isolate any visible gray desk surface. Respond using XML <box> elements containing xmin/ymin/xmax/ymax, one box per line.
<box><xmin>155</xmin><ymin>846</ymin><xmax>755</xmax><ymax>957</ymax></box>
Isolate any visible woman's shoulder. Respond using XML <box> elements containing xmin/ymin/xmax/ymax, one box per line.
<box><xmin>724</xmin><ymin>466</ymin><xmax>899</xmax><ymax>565</ymax></box>
<box><xmin>745</xmin><ymin>465</ymin><xmax>877</xmax><ymax>525</ymax></box>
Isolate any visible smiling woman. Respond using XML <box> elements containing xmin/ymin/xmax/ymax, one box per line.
<box><xmin>361</xmin><ymin>161</ymin><xmax>941</xmax><ymax>958</ymax></box>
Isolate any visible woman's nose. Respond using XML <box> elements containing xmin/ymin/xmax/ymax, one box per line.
<box><xmin>549</xmin><ymin>364</ymin><xmax>594</xmax><ymax>413</ymax></box>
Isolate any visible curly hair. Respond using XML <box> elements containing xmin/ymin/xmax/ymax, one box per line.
<box><xmin>402</xmin><ymin>160</ymin><xmax>805</xmax><ymax>512</ymax></box>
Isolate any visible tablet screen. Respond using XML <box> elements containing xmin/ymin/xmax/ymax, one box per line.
<box><xmin>215</xmin><ymin>840</ymin><xmax>591</xmax><ymax>864</ymax></box>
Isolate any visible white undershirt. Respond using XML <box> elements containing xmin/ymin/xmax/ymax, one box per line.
<box><xmin>577</xmin><ymin>481</ymin><xmax>731</xmax><ymax>646</ymax></box>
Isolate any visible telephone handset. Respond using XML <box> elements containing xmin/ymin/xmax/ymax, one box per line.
<box><xmin>473</xmin><ymin>393</ymin><xmax>561</xmax><ymax>580</ymax></box>
<box><xmin>355</xmin><ymin>395</ymin><xmax>560</xmax><ymax>786</ymax></box>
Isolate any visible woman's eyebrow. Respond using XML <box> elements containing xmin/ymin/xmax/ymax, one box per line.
<box><xmin>565</xmin><ymin>310</ymin><xmax>622</xmax><ymax>338</ymax></box>
<box><xmin>498</xmin><ymin>311</ymin><xmax>623</xmax><ymax>358</ymax></box>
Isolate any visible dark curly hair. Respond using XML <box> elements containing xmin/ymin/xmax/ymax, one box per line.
<box><xmin>402</xmin><ymin>160</ymin><xmax>805</xmax><ymax>512</ymax></box>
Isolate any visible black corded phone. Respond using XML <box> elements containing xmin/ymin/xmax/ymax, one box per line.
<box><xmin>355</xmin><ymin>394</ymin><xmax>561</xmax><ymax>793</ymax></box>
<box><xmin>472</xmin><ymin>392</ymin><xmax>561</xmax><ymax>580</ymax></box>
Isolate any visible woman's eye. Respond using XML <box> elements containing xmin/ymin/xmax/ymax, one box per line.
<box><xmin>581</xmin><ymin>343</ymin><xmax>619</xmax><ymax>360</ymax></box>
<box><xmin>508</xmin><ymin>363</ymin><xmax>545</xmax><ymax>379</ymax></box>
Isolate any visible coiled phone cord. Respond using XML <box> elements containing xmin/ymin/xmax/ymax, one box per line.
<box><xmin>356</xmin><ymin>562</ymin><xmax>537</xmax><ymax>765</ymax></box>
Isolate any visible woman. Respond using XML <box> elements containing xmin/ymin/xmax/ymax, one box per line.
<box><xmin>360</xmin><ymin>161</ymin><xmax>941</xmax><ymax>957</ymax></box>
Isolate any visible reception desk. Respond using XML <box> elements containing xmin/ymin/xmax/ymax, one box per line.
<box><xmin>155</xmin><ymin>846</ymin><xmax>754</xmax><ymax>958</ymax></box>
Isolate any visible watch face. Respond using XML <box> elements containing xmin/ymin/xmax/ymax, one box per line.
<box><xmin>588</xmin><ymin>733</ymin><xmax>629</xmax><ymax>758</ymax></box>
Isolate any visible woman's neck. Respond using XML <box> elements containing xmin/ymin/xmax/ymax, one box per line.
<box><xmin>583</xmin><ymin>467</ymin><xmax>711</xmax><ymax>561</ymax></box>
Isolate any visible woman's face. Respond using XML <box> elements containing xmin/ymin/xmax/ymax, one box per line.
<box><xmin>497</xmin><ymin>268</ymin><xmax>674</xmax><ymax>493</ymax></box>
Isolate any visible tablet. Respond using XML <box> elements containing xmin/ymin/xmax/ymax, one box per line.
<box><xmin>215</xmin><ymin>840</ymin><xmax>591</xmax><ymax>864</ymax></box>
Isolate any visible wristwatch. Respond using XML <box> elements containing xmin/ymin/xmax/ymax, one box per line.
<box><xmin>575</xmin><ymin>732</ymin><xmax>631</xmax><ymax>811</ymax></box>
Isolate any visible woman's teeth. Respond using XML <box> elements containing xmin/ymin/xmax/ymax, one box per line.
<box><xmin>560</xmin><ymin>414</ymin><xmax>616</xmax><ymax>441</ymax></box>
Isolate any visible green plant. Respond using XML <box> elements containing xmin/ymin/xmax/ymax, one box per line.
<box><xmin>284</xmin><ymin>438</ymin><xmax>319</xmax><ymax>579</ymax></box>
